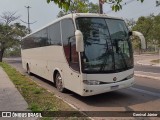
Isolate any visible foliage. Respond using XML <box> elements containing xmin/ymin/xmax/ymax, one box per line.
<box><xmin>47</xmin><ymin>0</ymin><xmax>144</xmax><ymax>12</ymax></box>
<box><xmin>47</xmin><ymin>0</ymin><xmax>71</xmax><ymax>11</ymax></box>
<box><xmin>111</xmin><ymin>0</ymin><xmax>144</xmax><ymax>12</ymax></box>
<box><xmin>0</xmin><ymin>62</ymin><xmax>88</xmax><ymax>119</ymax></box>
<box><xmin>0</xmin><ymin>12</ymin><xmax>20</xmax><ymax>24</ymax></box>
<box><xmin>151</xmin><ymin>15</ymin><xmax>160</xmax><ymax>46</ymax></box>
<box><xmin>132</xmin><ymin>14</ymin><xmax>160</xmax><ymax>49</ymax></box>
<box><xmin>133</xmin><ymin>15</ymin><xmax>153</xmax><ymax>47</ymax></box>
<box><xmin>125</xmin><ymin>18</ymin><xmax>136</xmax><ymax>29</ymax></box>
<box><xmin>0</xmin><ymin>12</ymin><xmax>28</xmax><ymax>61</ymax></box>
<box><xmin>4</xmin><ymin>46</ymin><xmax>21</xmax><ymax>57</ymax></box>
<box><xmin>151</xmin><ymin>59</ymin><xmax>160</xmax><ymax>63</ymax></box>
<box><xmin>57</xmin><ymin>0</ymin><xmax>99</xmax><ymax>18</ymax></box>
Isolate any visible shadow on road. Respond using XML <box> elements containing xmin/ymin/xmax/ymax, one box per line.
<box><xmin>5</xmin><ymin>57</ymin><xmax>160</xmax><ymax>110</ymax></box>
<box><xmin>29</xmin><ymin>72</ymin><xmax>160</xmax><ymax>109</ymax></box>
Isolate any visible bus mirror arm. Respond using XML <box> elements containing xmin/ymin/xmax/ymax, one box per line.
<box><xmin>75</xmin><ymin>30</ymin><xmax>84</xmax><ymax>52</ymax></box>
<box><xmin>128</xmin><ymin>31</ymin><xmax>132</xmax><ymax>36</ymax></box>
<box><xmin>68</xmin><ymin>35</ymin><xmax>75</xmax><ymax>41</ymax></box>
<box><xmin>132</xmin><ymin>31</ymin><xmax>146</xmax><ymax>50</ymax></box>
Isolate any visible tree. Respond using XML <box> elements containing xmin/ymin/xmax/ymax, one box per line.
<box><xmin>57</xmin><ymin>0</ymin><xmax>99</xmax><ymax>18</ymax></box>
<box><xmin>125</xmin><ymin>18</ymin><xmax>136</xmax><ymax>29</ymax></box>
<box><xmin>132</xmin><ymin>15</ymin><xmax>154</xmax><ymax>49</ymax></box>
<box><xmin>4</xmin><ymin>46</ymin><xmax>21</xmax><ymax>57</ymax></box>
<box><xmin>152</xmin><ymin>15</ymin><xmax>160</xmax><ymax>47</ymax></box>
<box><xmin>0</xmin><ymin>11</ymin><xmax>20</xmax><ymax>25</ymax></box>
<box><xmin>0</xmin><ymin>12</ymin><xmax>28</xmax><ymax>62</ymax></box>
<box><xmin>132</xmin><ymin>14</ymin><xmax>160</xmax><ymax>53</ymax></box>
<box><xmin>47</xmin><ymin>0</ymin><xmax>144</xmax><ymax>12</ymax></box>
<box><xmin>57</xmin><ymin>11</ymin><xmax>67</xmax><ymax>18</ymax></box>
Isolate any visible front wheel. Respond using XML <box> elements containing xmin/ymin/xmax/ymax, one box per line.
<box><xmin>55</xmin><ymin>72</ymin><xmax>65</xmax><ymax>92</ymax></box>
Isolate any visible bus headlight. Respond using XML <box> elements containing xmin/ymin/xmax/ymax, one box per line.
<box><xmin>126</xmin><ymin>73</ymin><xmax>134</xmax><ymax>79</ymax></box>
<box><xmin>83</xmin><ymin>80</ymin><xmax>100</xmax><ymax>85</ymax></box>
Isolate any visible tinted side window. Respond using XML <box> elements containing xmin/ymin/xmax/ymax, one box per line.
<box><xmin>61</xmin><ymin>19</ymin><xmax>79</xmax><ymax>72</ymax></box>
<box><xmin>22</xmin><ymin>22</ymin><xmax>62</xmax><ymax>49</ymax></box>
<box><xmin>33</xmin><ymin>31</ymin><xmax>42</xmax><ymax>47</ymax></box>
<box><xmin>48</xmin><ymin>22</ymin><xmax>61</xmax><ymax>45</ymax></box>
<box><xmin>22</xmin><ymin>36</ymin><xmax>35</xmax><ymax>49</ymax></box>
<box><xmin>22</xmin><ymin>29</ymin><xmax>49</xmax><ymax>49</ymax></box>
<box><xmin>61</xmin><ymin>19</ymin><xmax>75</xmax><ymax>46</ymax></box>
<box><xmin>39</xmin><ymin>29</ymin><xmax>49</xmax><ymax>46</ymax></box>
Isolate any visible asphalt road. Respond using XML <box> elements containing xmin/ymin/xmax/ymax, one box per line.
<box><xmin>134</xmin><ymin>54</ymin><xmax>160</xmax><ymax>73</ymax></box>
<box><xmin>134</xmin><ymin>65</ymin><xmax>160</xmax><ymax>73</ymax></box>
<box><xmin>4</xmin><ymin>58</ymin><xmax>160</xmax><ymax>120</ymax></box>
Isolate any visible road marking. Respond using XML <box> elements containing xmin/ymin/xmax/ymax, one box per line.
<box><xmin>135</xmin><ymin>71</ymin><xmax>160</xmax><ymax>75</ymax></box>
<box><xmin>134</xmin><ymin>71</ymin><xmax>160</xmax><ymax>80</ymax></box>
<box><xmin>130</xmin><ymin>87</ymin><xmax>160</xmax><ymax>98</ymax></box>
<box><xmin>134</xmin><ymin>74</ymin><xmax>160</xmax><ymax>81</ymax></box>
<box><xmin>136</xmin><ymin>61</ymin><xmax>152</xmax><ymax>66</ymax></box>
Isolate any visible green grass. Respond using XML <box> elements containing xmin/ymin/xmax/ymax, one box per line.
<box><xmin>0</xmin><ymin>62</ymin><xmax>88</xmax><ymax>120</ymax></box>
<box><xmin>151</xmin><ymin>59</ymin><xmax>160</xmax><ymax>63</ymax></box>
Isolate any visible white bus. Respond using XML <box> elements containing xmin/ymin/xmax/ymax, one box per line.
<box><xmin>21</xmin><ymin>13</ymin><xmax>145</xmax><ymax>96</ymax></box>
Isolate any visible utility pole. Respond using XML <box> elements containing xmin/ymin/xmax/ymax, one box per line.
<box><xmin>26</xmin><ymin>6</ymin><xmax>31</xmax><ymax>33</ymax></box>
<box><xmin>21</xmin><ymin>6</ymin><xmax>36</xmax><ymax>34</ymax></box>
<box><xmin>156</xmin><ymin>0</ymin><xmax>160</xmax><ymax>6</ymax></box>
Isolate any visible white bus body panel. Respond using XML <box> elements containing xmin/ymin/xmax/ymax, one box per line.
<box><xmin>21</xmin><ymin>46</ymin><xmax>83</xmax><ymax>95</ymax></box>
<box><xmin>82</xmin><ymin>78</ymin><xmax>134</xmax><ymax>96</ymax></box>
<box><xmin>22</xmin><ymin>46</ymin><xmax>134</xmax><ymax>96</ymax></box>
<box><xmin>81</xmin><ymin>68</ymin><xmax>134</xmax><ymax>96</ymax></box>
<box><xmin>21</xmin><ymin>13</ymin><xmax>135</xmax><ymax>96</ymax></box>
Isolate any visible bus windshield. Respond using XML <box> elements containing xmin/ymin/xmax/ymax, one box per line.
<box><xmin>76</xmin><ymin>17</ymin><xmax>133</xmax><ymax>73</ymax></box>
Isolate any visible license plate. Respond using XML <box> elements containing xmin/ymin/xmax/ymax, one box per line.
<box><xmin>111</xmin><ymin>85</ymin><xmax>119</xmax><ymax>90</ymax></box>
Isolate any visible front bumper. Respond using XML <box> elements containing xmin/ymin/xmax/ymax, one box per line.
<box><xmin>81</xmin><ymin>77</ymin><xmax>135</xmax><ymax>96</ymax></box>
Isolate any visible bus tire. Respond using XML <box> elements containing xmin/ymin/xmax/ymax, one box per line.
<box><xmin>26</xmin><ymin>64</ymin><xmax>31</xmax><ymax>75</ymax></box>
<box><xmin>55</xmin><ymin>72</ymin><xmax>65</xmax><ymax>92</ymax></box>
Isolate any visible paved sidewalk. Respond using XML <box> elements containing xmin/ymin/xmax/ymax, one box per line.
<box><xmin>0</xmin><ymin>67</ymin><xmax>38</xmax><ymax>120</ymax></box>
<box><xmin>0</xmin><ymin>67</ymin><xmax>28</xmax><ymax>111</ymax></box>
<box><xmin>137</xmin><ymin>59</ymin><xmax>160</xmax><ymax>67</ymax></box>
<box><xmin>134</xmin><ymin>54</ymin><xmax>160</xmax><ymax>67</ymax></box>
<box><xmin>134</xmin><ymin>54</ymin><xmax>160</xmax><ymax>80</ymax></box>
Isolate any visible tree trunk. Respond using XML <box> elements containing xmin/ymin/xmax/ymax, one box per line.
<box><xmin>0</xmin><ymin>49</ymin><xmax>5</xmax><ymax>62</ymax></box>
<box><xmin>146</xmin><ymin>40</ymin><xmax>148</xmax><ymax>50</ymax></box>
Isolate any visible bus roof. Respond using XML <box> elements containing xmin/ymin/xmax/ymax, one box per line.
<box><xmin>23</xmin><ymin>13</ymin><xmax>123</xmax><ymax>39</ymax></box>
<box><xmin>62</xmin><ymin>13</ymin><xmax>122</xmax><ymax>19</ymax></box>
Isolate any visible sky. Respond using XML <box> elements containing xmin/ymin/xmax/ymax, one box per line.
<box><xmin>0</xmin><ymin>0</ymin><xmax>160</xmax><ymax>32</ymax></box>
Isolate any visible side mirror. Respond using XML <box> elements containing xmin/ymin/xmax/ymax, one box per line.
<box><xmin>75</xmin><ymin>30</ymin><xmax>84</xmax><ymax>52</ymax></box>
<box><xmin>132</xmin><ymin>31</ymin><xmax>146</xmax><ymax>50</ymax></box>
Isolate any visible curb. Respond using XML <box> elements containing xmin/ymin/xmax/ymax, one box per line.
<box><xmin>152</xmin><ymin>64</ymin><xmax>160</xmax><ymax>67</ymax></box>
<box><xmin>135</xmin><ymin>74</ymin><xmax>160</xmax><ymax>80</ymax></box>
<box><xmin>136</xmin><ymin>61</ymin><xmax>160</xmax><ymax>67</ymax></box>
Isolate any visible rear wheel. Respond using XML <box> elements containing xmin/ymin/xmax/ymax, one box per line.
<box><xmin>26</xmin><ymin>64</ymin><xmax>31</xmax><ymax>75</ymax></box>
<box><xmin>55</xmin><ymin>72</ymin><xmax>65</xmax><ymax>92</ymax></box>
